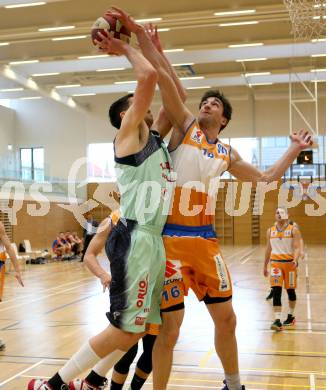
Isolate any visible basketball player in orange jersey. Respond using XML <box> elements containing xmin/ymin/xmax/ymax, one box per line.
<box><xmin>0</xmin><ymin>221</ymin><xmax>24</xmax><ymax>350</ymax></box>
<box><xmin>264</xmin><ymin>208</ymin><xmax>302</xmax><ymax>331</ymax></box>
<box><xmin>109</xmin><ymin>7</ymin><xmax>313</xmax><ymax>390</ymax></box>
<box><xmin>265</xmin><ymin>219</ymin><xmax>304</xmax><ymax>301</ymax></box>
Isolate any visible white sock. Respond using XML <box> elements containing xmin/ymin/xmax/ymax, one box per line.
<box><xmin>274</xmin><ymin>312</ymin><xmax>281</xmax><ymax>320</ymax></box>
<box><xmin>225</xmin><ymin>373</ymin><xmax>242</xmax><ymax>390</ymax></box>
<box><xmin>289</xmin><ymin>308</ymin><xmax>295</xmax><ymax>316</ymax></box>
<box><xmin>59</xmin><ymin>341</ymin><xmax>100</xmax><ymax>383</ymax></box>
<box><xmin>93</xmin><ymin>350</ymin><xmax>125</xmax><ymax>377</ymax></box>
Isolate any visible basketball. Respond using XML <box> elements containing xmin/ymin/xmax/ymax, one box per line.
<box><xmin>91</xmin><ymin>14</ymin><xmax>131</xmax><ymax>46</ymax></box>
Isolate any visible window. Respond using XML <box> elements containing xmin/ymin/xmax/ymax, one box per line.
<box><xmin>20</xmin><ymin>147</ymin><xmax>44</xmax><ymax>181</ymax></box>
<box><xmin>87</xmin><ymin>143</ymin><xmax>116</xmax><ymax>181</ymax></box>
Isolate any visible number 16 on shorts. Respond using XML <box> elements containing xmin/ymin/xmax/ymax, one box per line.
<box><xmin>161</xmin><ymin>282</ymin><xmax>184</xmax><ymax>310</ymax></box>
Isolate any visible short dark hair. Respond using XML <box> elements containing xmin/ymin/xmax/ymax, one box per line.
<box><xmin>199</xmin><ymin>89</ymin><xmax>232</xmax><ymax>131</ymax></box>
<box><xmin>108</xmin><ymin>93</ymin><xmax>134</xmax><ymax>129</ymax></box>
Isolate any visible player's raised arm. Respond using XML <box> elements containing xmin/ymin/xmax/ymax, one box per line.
<box><xmin>107</xmin><ymin>7</ymin><xmax>193</xmax><ymax>137</ymax></box>
<box><xmin>95</xmin><ymin>31</ymin><xmax>157</xmax><ymax>157</ymax></box>
<box><xmin>229</xmin><ymin>130</ymin><xmax>313</xmax><ymax>183</ymax></box>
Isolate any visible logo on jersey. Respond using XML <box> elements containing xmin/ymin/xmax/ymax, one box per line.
<box><xmin>271</xmin><ymin>267</ymin><xmax>281</xmax><ymax>277</ymax></box>
<box><xmin>271</xmin><ymin>230</ymin><xmax>278</xmax><ymax>237</ymax></box>
<box><xmin>214</xmin><ymin>254</ymin><xmax>231</xmax><ymax>292</ymax></box>
<box><xmin>135</xmin><ymin>316</ymin><xmax>145</xmax><ymax>325</ymax></box>
<box><xmin>191</xmin><ymin>127</ymin><xmax>204</xmax><ymax>144</ymax></box>
<box><xmin>136</xmin><ymin>275</ymin><xmax>149</xmax><ymax>308</ymax></box>
<box><xmin>164</xmin><ymin>260</ymin><xmax>182</xmax><ymax>285</ymax></box>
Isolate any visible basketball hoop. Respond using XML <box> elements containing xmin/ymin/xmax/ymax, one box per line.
<box><xmin>283</xmin><ymin>0</ymin><xmax>326</xmax><ymax>40</ymax></box>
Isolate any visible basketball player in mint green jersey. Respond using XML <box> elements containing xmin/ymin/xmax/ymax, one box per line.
<box><xmin>28</xmin><ymin>27</ymin><xmax>175</xmax><ymax>390</ymax></box>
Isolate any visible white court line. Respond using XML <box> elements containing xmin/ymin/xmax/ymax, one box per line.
<box><xmin>0</xmin><ymin>360</ymin><xmax>44</xmax><ymax>386</ymax></box>
<box><xmin>228</xmin><ymin>246</ymin><xmax>258</xmax><ymax>268</ymax></box>
<box><xmin>305</xmin><ymin>250</ymin><xmax>313</xmax><ymax>333</ymax></box>
<box><xmin>0</xmin><ymin>281</ymin><xmax>96</xmax><ymax>313</ymax></box>
<box><xmin>310</xmin><ymin>373</ymin><xmax>316</xmax><ymax>390</ymax></box>
<box><xmin>1</xmin><ymin>277</ymin><xmax>94</xmax><ymax>305</ymax></box>
<box><xmin>240</xmin><ymin>248</ymin><xmax>258</xmax><ymax>265</ymax></box>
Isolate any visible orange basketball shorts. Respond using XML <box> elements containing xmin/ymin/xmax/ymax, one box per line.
<box><xmin>161</xmin><ymin>235</ymin><xmax>232</xmax><ymax>311</ymax></box>
<box><xmin>270</xmin><ymin>260</ymin><xmax>297</xmax><ymax>289</ymax></box>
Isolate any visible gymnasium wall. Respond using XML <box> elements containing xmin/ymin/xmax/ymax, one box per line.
<box><xmin>12</xmin><ymin>200</ymin><xmax>83</xmax><ymax>250</ymax></box>
<box><xmin>0</xmin><ymin>105</ymin><xmax>16</xmax><ymax>176</ymax></box>
<box><xmin>3</xmin><ymin>91</ymin><xmax>326</xmax><ymax>182</ymax></box>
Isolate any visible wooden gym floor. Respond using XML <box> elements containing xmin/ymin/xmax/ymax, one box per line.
<box><xmin>0</xmin><ymin>244</ymin><xmax>325</xmax><ymax>389</ymax></box>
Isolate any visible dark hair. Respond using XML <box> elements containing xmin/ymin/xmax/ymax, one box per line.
<box><xmin>108</xmin><ymin>93</ymin><xmax>134</xmax><ymax>129</ymax></box>
<box><xmin>199</xmin><ymin>89</ymin><xmax>232</xmax><ymax>131</ymax></box>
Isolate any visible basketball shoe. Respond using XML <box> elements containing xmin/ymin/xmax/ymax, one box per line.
<box><xmin>28</xmin><ymin>379</ymin><xmax>68</xmax><ymax>389</ymax></box>
<box><xmin>0</xmin><ymin>339</ymin><xmax>5</xmax><ymax>351</ymax></box>
<box><xmin>271</xmin><ymin>319</ymin><xmax>283</xmax><ymax>331</ymax></box>
<box><xmin>283</xmin><ymin>314</ymin><xmax>296</xmax><ymax>328</ymax></box>
<box><xmin>69</xmin><ymin>378</ymin><xmax>108</xmax><ymax>390</ymax></box>
<box><xmin>221</xmin><ymin>380</ymin><xmax>245</xmax><ymax>389</ymax></box>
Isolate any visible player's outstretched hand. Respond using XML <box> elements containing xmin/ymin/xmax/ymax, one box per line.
<box><xmin>289</xmin><ymin>129</ymin><xmax>313</xmax><ymax>149</ymax></box>
<box><xmin>106</xmin><ymin>6</ymin><xmax>142</xmax><ymax>34</ymax></box>
<box><xmin>14</xmin><ymin>271</ymin><xmax>24</xmax><ymax>287</ymax></box>
<box><xmin>145</xmin><ymin>23</ymin><xmax>163</xmax><ymax>53</ymax></box>
<box><xmin>99</xmin><ymin>272</ymin><xmax>111</xmax><ymax>292</ymax></box>
<box><xmin>94</xmin><ymin>32</ymin><xmax>128</xmax><ymax>56</ymax></box>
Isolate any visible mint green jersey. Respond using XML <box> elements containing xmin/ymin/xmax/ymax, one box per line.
<box><xmin>115</xmin><ymin>131</ymin><xmax>174</xmax><ymax>229</ymax></box>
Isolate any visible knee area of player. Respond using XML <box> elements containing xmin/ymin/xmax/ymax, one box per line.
<box><xmin>287</xmin><ymin>288</ymin><xmax>296</xmax><ymax>301</ymax></box>
<box><xmin>272</xmin><ymin>286</ymin><xmax>282</xmax><ymax>306</ymax></box>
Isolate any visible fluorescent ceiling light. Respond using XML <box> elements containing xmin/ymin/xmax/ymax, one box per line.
<box><xmin>310</xmin><ymin>68</ymin><xmax>326</xmax><ymax>72</ymax></box>
<box><xmin>311</xmin><ymin>53</ymin><xmax>326</xmax><ymax>57</ymax></box>
<box><xmin>311</xmin><ymin>38</ymin><xmax>326</xmax><ymax>42</ymax></box>
<box><xmin>32</xmin><ymin>72</ymin><xmax>60</xmax><ymax>77</ymax></box>
<box><xmin>172</xmin><ymin>63</ymin><xmax>194</xmax><ymax>66</ymax></box>
<box><xmin>39</xmin><ymin>26</ymin><xmax>75</xmax><ymax>32</ymax></box>
<box><xmin>219</xmin><ymin>21</ymin><xmax>258</xmax><ymax>27</ymax></box>
<box><xmin>163</xmin><ymin>48</ymin><xmax>184</xmax><ymax>53</ymax></box>
<box><xmin>180</xmin><ymin>76</ymin><xmax>205</xmax><ymax>80</ymax></box>
<box><xmin>114</xmin><ymin>80</ymin><xmax>137</xmax><ymax>84</ymax></box>
<box><xmin>19</xmin><ymin>96</ymin><xmax>42</xmax><ymax>100</ymax></box>
<box><xmin>311</xmin><ymin>79</ymin><xmax>326</xmax><ymax>82</ymax></box>
<box><xmin>314</xmin><ymin>3</ymin><xmax>326</xmax><ymax>7</ymax></box>
<box><xmin>55</xmin><ymin>84</ymin><xmax>81</xmax><ymax>89</ymax></box>
<box><xmin>9</xmin><ymin>60</ymin><xmax>39</xmax><ymax>65</ymax></box>
<box><xmin>214</xmin><ymin>9</ymin><xmax>256</xmax><ymax>16</ymax></box>
<box><xmin>135</xmin><ymin>17</ymin><xmax>162</xmax><ymax>23</ymax></box>
<box><xmin>244</xmin><ymin>72</ymin><xmax>271</xmax><ymax>77</ymax></box>
<box><xmin>0</xmin><ymin>42</ymin><xmax>10</xmax><ymax>46</ymax></box>
<box><xmin>96</xmin><ymin>67</ymin><xmax>126</xmax><ymax>72</ymax></box>
<box><xmin>236</xmin><ymin>57</ymin><xmax>267</xmax><ymax>62</ymax></box>
<box><xmin>312</xmin><ymin>15</ymin><xmax>326</xmax><ymax>19</ymax></box>
<box><xmin>0</xmin><ymin>88</ymin><xmax>24</xmax><ymax>92</ymax></box>
<box><xmin>249</xmin><ymin>82</ymin><xmax>273</xmax><ymax>86</ymax></box>
<box><xmin>5</xmin><ymin>2</ymin><xmax>45</xmax><ymax>8</ymax></box>
<box><xmin>72</xmin><ymin>93</ymin><xmax>96</xmax><ymax>97</ymax></box>
<box><xmin>228</xmin><ymin>42</ymin><xmax>263</xmax><ymax>48</ymax></box>
<box><xmin>52</xmin><ymin>35</ymin><xmax>87</xmax><ymax>41</ymax></box>
<box><xmin>78</xmin><ymin>54</ymin><xmax>109</xmax><ymax>59</ymax></box>
<box><xmin>187</xmin><ymin>86</ymin><xmax>212</xmax><ymax>90</ymax></box>
<box><xmin>157</xmin><ymin>28</ymin><xmax>170</xmax><ymax>32</ymax></box>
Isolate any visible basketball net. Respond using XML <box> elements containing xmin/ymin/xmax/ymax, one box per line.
<box><xmin>283</xmin><ymin>0</ymin><xmax>326</xmax><ymax>40</ymax></box>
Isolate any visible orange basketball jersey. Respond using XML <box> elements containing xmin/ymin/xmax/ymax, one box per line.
<box><xmin>270</xmin><ymin>224</ymin><xmax>294</xmax><ymax>261</ymax></box>
<box><xmin>167</xmin><ymin>119</ymin><xmax>231</xmax><ymax>227</ymax></box>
